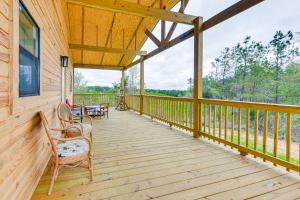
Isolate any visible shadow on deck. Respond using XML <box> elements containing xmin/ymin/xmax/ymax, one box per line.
<box><xmin>32</xmin><ymin>110</ymin><xmax>300</xmax><ymax>200</ymax></box>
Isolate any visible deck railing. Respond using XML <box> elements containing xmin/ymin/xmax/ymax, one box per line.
<box><xmin>125</xmin><ymin>95</ymin><xmax>300</xmax><ymax>172</ymax></box>
<box><xmin>74</xmin><ymin>93</ymin><xmax>116</xmax><ymax>106</ymax></box>
<box><xmin>125</xmin><ymin>95</ymin><xmax>140</xmax><ymax>112</ymax></box>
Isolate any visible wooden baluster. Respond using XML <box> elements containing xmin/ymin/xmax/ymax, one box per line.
<box><xmin>166</xmin><ymin>99</ymin><xmax>168</xmax><ymax>120</ymax></box>
<box><xmin>238</xmin><ymin>108</ymin><xmax>241</xmax><ymax>145</ymax></box>
<box><xmin>286</xmin><ymin>113</ymin><xmax>291</xmax><ymax>171</ymax></box>
<box><xmin>246</xmin><ymin>108</ymin><xmax>250</xmax><ymax>147</ymax></box>
<box><xmin>176</xmin><ymin>101</ymin><xmax>179</xmax><ymax>125</ymax></box>
<box><xmin>180</xmin><ymin>101</ymin><xmax>182</xmax><ymax>126</ymax></box>
<box><xmin>163</xmin><ymin>99</ymin><xmax>166</xmax><ymax>119</ymax></box>
<box><xmin>219</xmin><ymin>105</ymin><xmax>222</xmax><ymax>141</ymax></box>
<box><xmin>199</xmin><ymin>102</ymin><xmax>202</xmax><ymax>133</ymax></box>
<box><xmin>159</xmin><ymin>99</ymin><xmax>161</xmax><ymax>118</ymax></box>
<box><xmin>173</xmin><ymin>100</ymin><xmax>176</xmax><ymax>124</ymax></box>
<box><xmin>263</xmin><ymin>110</ymin><xmax>268</xmax><ymax>161</ymax></box>
<box><xmin>180</xmin><ymin>101</ymin><xmax>183</xmax><ymax>126</ymax></box>
<box><xmin>225</xmin><ymin>106</ymin><xmax>228</xmax><ymax>142</ymax></box>
<box><xmin>156</xmin><ymin>98</ymin><xmax>158</xmax><ymax>117</ymax></box>
<box><xmin>174</xmin><ymin>100</ymin><xmax>176</xmax><ymax>123</ymax></box>
<box><xmin>169</xmin><ymin>99</ymin><xmax>171</xmax><ymax>122</ymax></box>
<box><xmin>203</xmin><ymin>104</ymin><xmax>206</xmax><ymax>133</ymax></box>
<box><xmin>190</xmin><ymin>102</ymin><xmax>193</xmax><ymax>129</ymax></box>
<box><xmin>213</xmin><ymin>105</ymin><xmax>216</xmax><ymax>138</ymax></box>
<box><xmin>231</xmin><ymin>107</ymin><xmax>234</xmax><ymax>146</ymax></box>
<box><xmin>254</xmin><ymin>109</ymin><xmax>259</xmax><ymax>156</ymax></box>
<box><xmin>208</xmin><ymin>104</ymin><xmax>211</xmax><ymax>135</ymax></box>
<box><xmin>273</xmin><ymin>112</ymin><xmax>279</xmax><ymax>162</ymax></box>
<box><xmin>185</xmin><ymin>102</ymin><xmax>188</xmax><ymax>127</ymax></box>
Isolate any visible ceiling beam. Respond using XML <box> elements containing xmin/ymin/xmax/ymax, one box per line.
<box><xmin>66</xmin><ymin>0</ymin><xmax>197</xmax><ymax>25</ymax></box>
<box><xmin>145</xmin><ymin>29</ymin><xmax>161</xmax><ymax>47</ymax></box>
<box><xmin>127</xmin><ymin>27</ymin><xmax>195</xmax><ymax>69</ymax></box>
<box><xmin>165</xmin><ymin>0</ymin><xmax>189</xmax><ymax>42</ymax></box>
<box><xmin>69</xmin><ymin>44</ymin><xmax>147</xmax><ymax>55</ymax></box>
<box><xmin>74</xmin><ymin>63</ymin><xmax>124</xmax><ymax>70</ymax></box>
<box><xmin>126</xmin><ymin>0</ymin><xmax>265</xmax><ymax>69</ymax></box>
<box><xmin>202</xmin><ymin>0</ymin><xmax>264</xmax><ymax>31</ymax></box>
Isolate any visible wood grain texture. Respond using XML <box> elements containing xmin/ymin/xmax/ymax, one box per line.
<box><xmin>66</xmin><ymin>0</ymin><xmax>181</xmax><ymax>67</ymax></box>
<box><xmin>32</xmin><ymin>110</ymin><xmax>300</xmax><ymax>200</ymax></box>
<box><xmin>0</xmin><ymin>0</ymin><xmax>73</xmax><ymax>199</ymax></box>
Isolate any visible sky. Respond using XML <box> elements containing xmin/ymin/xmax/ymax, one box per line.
<box><xmin>77</xmin><ymin>0</ymin><xmax>300</xmax><ymax>90</ymax></box>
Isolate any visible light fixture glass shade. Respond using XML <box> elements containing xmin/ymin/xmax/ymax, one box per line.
<box><xmin>61</xmin><ymin>56</ymin><xmax>69</xmax><ymax>67</ymax></box>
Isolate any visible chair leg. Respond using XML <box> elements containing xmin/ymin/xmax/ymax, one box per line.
<box><xmin>89</xmin><ymin>154</ymin><xmax>93</xmax><ymax>181</ymax></box>
<box><xmin>48</xmin><ymin>166</ymin><xmax>58</xmax><ymax>195</ymax></box>
<box><xmin>90</xmin><ymin>131</ymin><xmax>93</xmax><ymax>143</ymax></box>
<box><xmin>54</xmin><ymin>166</ymin><xmax>60</xmax><ymax>181</ymax></box>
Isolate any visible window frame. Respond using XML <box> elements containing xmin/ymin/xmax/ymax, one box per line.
<box><xmin>18</xmin><ymin>0</ymin><xmax>40</xmax><ymax>97</ymax></box>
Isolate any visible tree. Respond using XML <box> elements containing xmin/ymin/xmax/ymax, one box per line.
<box><xmin>211</xmin><ymin>47</ymin><xmax>233</xmax><ymax>99</ymax></box>
<box><xmin>74</xmin><ymin>71</ymin><xmax>87</xmax><ymax>93</ymax></box>
<box><xmin>187</xmin><ymin>77</ymin><xmax>193</xmax><ymax>96</ymax></box>
<box><xmin>268</xmin><ymin>31</ymin><xmax>299</xmax><ymax>103</ymax></box>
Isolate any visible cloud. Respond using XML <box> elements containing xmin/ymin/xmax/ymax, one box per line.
<box><xmin>80</xmin><ymin>0</ymin><xmax>300</xmax><ymax>90</ymax></box>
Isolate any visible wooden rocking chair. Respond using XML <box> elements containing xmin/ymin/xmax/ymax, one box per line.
<box><xmin>57</xmin><ymin>102</ymin><xmax>93</xmax><ymax>141</ymax></box>
<box><xmin>39</xmin><ymin>111</ymin><xmax>93</xmax><ymax>195</ymax></box>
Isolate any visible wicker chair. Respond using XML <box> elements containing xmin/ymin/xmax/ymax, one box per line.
<box><xmin>39</xmin><ymin>111</ymin><xmax>93</xmax><ymax>195</ymax></box>
<box><xmin>57</xmin><ymin>102</ymin><xmax>93</xmax><ymax>141</ymax></box>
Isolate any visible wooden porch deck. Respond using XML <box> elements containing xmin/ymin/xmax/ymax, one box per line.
<box><xmin>32</xmin><ymin>110</ymin><xmax>300</xmax><ymax>200</ymax></box>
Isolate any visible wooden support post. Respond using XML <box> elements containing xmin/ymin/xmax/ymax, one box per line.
<box><xmin>193</xmin><ymin>17</ymin><xmax>203</xmax><ymax>138</ymax></box>
<box><xmin>121</xmin><ymin>69</ymin><xmax>125</xmax><ymax>91</ymax></box>
<box><xmin>140</xmin><ymin>56</ymin><xmax>144</xmax><ymax>115</ymax></box>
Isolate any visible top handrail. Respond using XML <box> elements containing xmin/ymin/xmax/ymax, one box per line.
<box><xmin>126</xmin><ymin>94</ymin><xmax>300</xmax><ymax>114</ymax></box>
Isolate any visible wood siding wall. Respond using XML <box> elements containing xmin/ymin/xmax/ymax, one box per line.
<box><xmin>0</xmin><ymin>0</ymin><xmax>72</xmax><ymax>199</ymax></box>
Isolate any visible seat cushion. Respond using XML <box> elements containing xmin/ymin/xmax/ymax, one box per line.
<box><xmin>66</xmin><ymin>123</ymin><xmax>92</xmax><ymax>137</ymax></box>
<box><xmin>57</xmin><ymin>139</ymin><xmax>89</xmax><ymax>157</ymax></box>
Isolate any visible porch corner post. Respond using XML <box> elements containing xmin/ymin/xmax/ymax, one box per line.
<box><xmin>140</xmin><ymin>56</ymin><xmax>144</xmax><ymax>115</ymax></box>
<box><xmin>193</xmin><ymin>17</ymin><xmax>203</xmax><ymax>138</ymax></box>
<box><xmin>121</xmin><ymin>69</ymin><xmax>125</xmax><ymax>90</ymax></box>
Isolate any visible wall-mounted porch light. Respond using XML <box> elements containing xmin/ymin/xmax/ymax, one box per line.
<box><xmin>60</xmin><ymin>56</ymin><xmax>69</xmax><ymax>67</ymax></box>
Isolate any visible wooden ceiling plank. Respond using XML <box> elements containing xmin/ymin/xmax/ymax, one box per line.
<box><xmin>66</xmin><ymin>0</ymin><xmax>196</xmax><ymax>25</ymax></box>
<box><xmin>100</xmin><ymin>13</ymin><xmax>116</xmax><ymax>64</ymax></box>
<box><xmin>117</xmin><ymin>0</ymin><xmax>159</xmax><ymax>66</ymax></box>
<box><xmin>80</xmin><ymin>7</ymin><xmax>85</xmax><ymax>63</ymax></box>
<box><xmin>69</xmin><ymin>44</ymin><xmax>147</xmax><ymax>55</ymax></box>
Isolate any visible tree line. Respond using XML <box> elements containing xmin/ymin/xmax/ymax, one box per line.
<box><xmin>203</xmin><ymin>31</ymin><xmax>300</xmax><ymax>105</ymax></box>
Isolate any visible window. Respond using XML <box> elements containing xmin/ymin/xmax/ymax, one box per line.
<box><xmin>19</xmin><ymin>1</ymin><xmax>40</xmax><ymax>97</ymax></box>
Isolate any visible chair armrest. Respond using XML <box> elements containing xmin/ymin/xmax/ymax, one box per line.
<box><xmin>60</xmin><ymin>118</ymin><xmax>81</xmax><ymax>124</ymax></box>
<box><xmin>71</xmin><ymin>114</ymin><xmax>93</xmax><ymax>126</ymax></box>
<box><xmin>51</xmin><ymin>125</ymin><xmax>83</xmax><ymax>135</ymax></box>
<box><xmin>50</xmin><ymin>127</ymin><xmax>65</xmax><ymax>132</ymax></box>
<box><xmin>52</xmin><ymin>136</ymin><xmax>92</xmax><ymax>149</ymax></box>
<box><xmin>72</xmin><ymin>104</ymin><xmax>82</xmax><ymax>108</ymax></box>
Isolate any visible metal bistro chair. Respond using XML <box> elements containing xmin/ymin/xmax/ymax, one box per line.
<box><xmin>99</xmin><ymin>103</ymin><xmax>109</xmax><ymax>119</ymax></box>
<box><xmin>39</xmin><ymin>111</ymin><xmax>93</xmax><ymax>195</ymax></box>
<box><xmin>57</xmin><ymin>102</ymin><xmax>93</xmax><ymax>141</ymax></box>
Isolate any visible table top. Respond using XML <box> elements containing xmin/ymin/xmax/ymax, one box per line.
<box><xmin>84</xmin><ymin>105</ymin><xmax>104</xmax><ymax>109</ymax></box>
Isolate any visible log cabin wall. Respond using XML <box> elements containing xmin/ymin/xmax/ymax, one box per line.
<box><xmin>0</xmin><ymin>0</ymin><xmax>73</xmax><ymax>199</ymax></box>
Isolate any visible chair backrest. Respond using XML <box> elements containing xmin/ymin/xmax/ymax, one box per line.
<box><xmin>57</xmin><ymin>102</ymin><xmax>72</xmax><ymax>127</ymax></box>
<box><xmin>65</xmin><ymin>98</ymin><xmax>72</xmax><ymax>107</ymax></box>
<box><xmin>39</xmin><ymin>111</ymin><xmax>58</xmax><ymax>158</ymax></box>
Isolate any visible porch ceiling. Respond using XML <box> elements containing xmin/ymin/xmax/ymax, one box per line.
<box><xmin>65</xmin><ymin>0</ymin><xmax>181</xmax><ymax>69</ymax></box>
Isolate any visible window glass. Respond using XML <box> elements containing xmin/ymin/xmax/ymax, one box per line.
<box><xmin>19</xmin><ymin>1</ymin><xmax>40</xmax><ymax>97</ymax></box>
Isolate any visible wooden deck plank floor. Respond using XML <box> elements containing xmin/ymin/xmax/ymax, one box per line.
<box><xmin>32</xmin><ymin>110</ymin><xmax>300</xmax><ymax>200</ymax></box>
